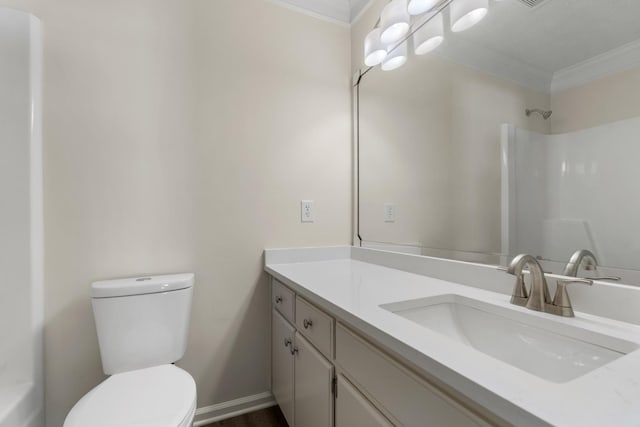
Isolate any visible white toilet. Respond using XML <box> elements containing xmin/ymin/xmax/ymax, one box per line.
<box><xmin>64</xmin><ymin>273</ymin><xmax>197</xmax><ymax>427</ymax></box>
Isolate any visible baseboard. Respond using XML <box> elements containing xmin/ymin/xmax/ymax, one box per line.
<box><xmin>192</xmin><ymin>391</ymin><xmax>276</xmax><ymax>426</ymax></box>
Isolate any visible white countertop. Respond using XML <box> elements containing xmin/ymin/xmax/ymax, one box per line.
<box><xmin>264</xmin><ymin>246</ymin><xmax>640</xmax><ymax>427</ymax></box>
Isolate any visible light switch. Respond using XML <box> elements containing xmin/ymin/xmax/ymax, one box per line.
<box><xmin>301</xmin><ymin>200</ymin><xmax>315</xmax><ymax>223</ymax></box>
<box><xmin>384</xmin><ymin>203</ymin><xmax>396</xmax><ymax>223</ymax></box>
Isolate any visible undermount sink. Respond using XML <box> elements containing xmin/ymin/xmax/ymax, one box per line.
<box><xmin>381</xmin><ymin>294</ymin><xmax>638</xmax><ymax>383</ymax></box>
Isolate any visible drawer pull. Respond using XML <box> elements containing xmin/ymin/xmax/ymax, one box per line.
<box><xmin>275</xmin><ymin>296</ymin><xmax>283</xmax><ymax>304</ymax></box>
<box><xmin>290</xmin><ymin>346</ymin><xmax>299</xmax><ymax>356</ymax></box>
<box><xmin>284</xmin><ymin>338</ymin><xmax>291</xmax><ymax>348</ymax></box>
<box><xmin>303</xmin><ymin>318</ymin><xmax>313</xmax><ymax>329</ymax></box>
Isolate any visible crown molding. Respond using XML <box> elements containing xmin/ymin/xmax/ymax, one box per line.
<box><xmin>266</xmin><ymin>0</ymin><xmax>351</xmax><ymax>27</ymax></box>
<box><xmin>351</xmin><ymin>0</ymin><xmax>376</xmax><ymax>25</ymax></box>
<box><xmin>551</xmin><ymin>38</ymin><xmax>640</xmax><ymax>93</ymax></box>
<box><xmin>268</xmin><ymin>0</ymin><xmax>374</xmax><ymax>26</ymax></box>
<box><xmin>434</xmin><ymin>35</ymin><xmax>552</xmax><ymax>94</ymax></box>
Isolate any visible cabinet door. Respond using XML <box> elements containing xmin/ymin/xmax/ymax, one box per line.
<box><xmin>294</xmin><ymin>332</ymin><xmax>334</xmax><ymax>427</ymax></box>
<box><xmin>272</xmin><ymin>309</ymin><xmax>295</xmax><ymax>427</ymax></box>
<box><xmin>336</xmin><ymin>375</ymin><xmax>394</xmax><ymax>427</ymax></box>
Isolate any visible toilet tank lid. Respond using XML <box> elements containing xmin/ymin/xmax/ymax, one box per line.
<box><xmin>91</xmin><ymin>273</ymin><xmax>194</xmax><ymax>298</ymax></box>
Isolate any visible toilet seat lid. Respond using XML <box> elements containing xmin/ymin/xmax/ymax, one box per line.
<box><xmin>64</xmin><ymin>364</ymin><xmax>196</xmax><ymax>427</ymax></box>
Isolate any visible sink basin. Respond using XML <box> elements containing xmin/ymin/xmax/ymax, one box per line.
<box><xmin>381</xmin><ymin>294</ymin><xmax>638</xmax><ymax>383</ymax></box>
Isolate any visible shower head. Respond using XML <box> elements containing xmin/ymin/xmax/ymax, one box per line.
<box><xmin>526</xmin><ymin>109</ymin><xmax>552</xmax><ymax>120</ymax></box>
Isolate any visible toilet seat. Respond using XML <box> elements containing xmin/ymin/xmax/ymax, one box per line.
<box><xmin>63</xmin><ymin>364</ymin><xmax>196</xmax><ymax>427</ymax></box>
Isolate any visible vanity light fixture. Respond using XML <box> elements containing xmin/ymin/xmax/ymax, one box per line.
<box><xmin>381</xmin><ymin>41</ymin><xmax>408</xmax><ymax>71</ymax></box>
<box><xmin>413</xmin><ymin>13</ymin><xmax>444</xmax><ymax>55</ymax></box>
<box><xmin>408</xmin><ymin>0</ymin><xmax>439</xmax><ymax>15</ymax></box>
<box><xmin>450</xmin><ymin>0</ymin><xmax>488</xmax><ymax>32</ymax></box>
<box><xmin>380</xmin><ymin>0</ymin><xmax>411</xmax><ymax>44</ymax></box>
<box><xmin>364</xmin><ymin>28</ymin><xmax>388</xmax><ymax>66</ymax></box>
<box><xmin>365</xmin><ymin>0</ymin><xmax>493</xmax><ymax>70</ymax></box>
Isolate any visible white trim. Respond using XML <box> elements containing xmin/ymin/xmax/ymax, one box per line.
<box><xmin>352</xmin><ymin>71</ymin><xmax>360</xmax><ymax>246</ymax></box>
<box><xmin>500</xmin><ymin>124</ymin><xmax>515</xmax><ymax>267</ymax></box>
<box><xmin>551</xmin><ymin>38</ymin><xmax>640</xmax><ymax>93</ymax></box>
<box><xmin>433</xmin><ymin>36</ymin><xmax>552</xmax><ymax>94</ymax></box>
<box><xmin>266</xmin><ymin>0</ymin><xmax>351</xmax><ymax>27</ymax></box>
<box><xmin>28</xmin><ymin>14</ymin><xmax>44</xmax><ymax>410</ymax></box>
<box><xmin>192</xmin><ymin>392</ymin><xmax>277</xmax><ymax>426</ymax></box>
<box><xmin>351</xmin><ymin>0</ymin><xmax>376</xmax><ymax>26</ymax></box>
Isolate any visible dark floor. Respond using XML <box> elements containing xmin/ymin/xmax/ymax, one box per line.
<box><xmin>203</xmin><ymin>406</ymin><xmax>288</xmax><ymax>427</ymax></box>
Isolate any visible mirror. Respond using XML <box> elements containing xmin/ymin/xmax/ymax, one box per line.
<box><xmin>358</xmin><ymin>0</ymin><xmax>640</xmax><ymax>284</ymax></box>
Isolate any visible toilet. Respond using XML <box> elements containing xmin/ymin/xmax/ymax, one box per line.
<box><xmin>63</xmin><ymin>274</ymin><xmax>197</xmax><ymax>427</ymax></box>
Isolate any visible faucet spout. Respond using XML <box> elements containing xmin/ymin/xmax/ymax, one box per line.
<box><xmin>507</xmin><ymin>254</ymin><xmax>551</xmax><ymax>312</ymax></box>
<box><xmin>503</xmin><ymin>253</ymin><xmax>592</xmax><ymax>317</ymax></box>
<box><xmin>563</xmin><ymin>249</ymin><xmax>597</xmax><ymax>277</ymax></box>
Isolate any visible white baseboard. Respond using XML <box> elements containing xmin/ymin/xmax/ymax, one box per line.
<box><xmin>192</xmin><ymin>391</ymin><xmax>276</xmax><ymax>426</ymax></box>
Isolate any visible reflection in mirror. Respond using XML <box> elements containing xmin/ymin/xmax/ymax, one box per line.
<box><xmin>357</xmin><ymin>0</ymin><xmax>640</xmax><ymax>284</ymax></box>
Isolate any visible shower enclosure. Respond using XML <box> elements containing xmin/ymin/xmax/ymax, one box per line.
<box><xmin>0</xmin><ymin>7</ymin><xmax>43</xmax><ymax>427</ymax></box>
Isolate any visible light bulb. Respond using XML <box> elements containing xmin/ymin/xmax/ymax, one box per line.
<box><xmin>408</xmin><ymin>0</ymin><xmax>439</xmax><ymax>15</ymax></box>
<box><xmin>380</xmin><ymin>0</ymin><xmax>410</xmax><ymax>44</ymax></box>
<box><xmin>381</xmin><ymin>41</ymin><xmax>408</xmax><ymax>71</ymax></box>
<box><xmin>413</xmin><ymin>13</ymin><xmax>444</xmax><ymax>55</ymax></box>
<box><xmin>364</xmin><ymin>28</ymin><xmax>388</xmax><ymax>66</ymax></box>
<box><xmin>450</xmin><ymin>0</ymin><xmax>488</xmax><ymax>33</ymax></box>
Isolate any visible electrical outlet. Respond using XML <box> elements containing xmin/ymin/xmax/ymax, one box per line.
<box><xmin>301</xmin><ymin>200</ymin><xmax>315</xmax><ymax>223</ymax></box>
<box><xmin>384</xmin><ymin>203</ymin><xmax>396</xmax><ymax>222</ymax></box>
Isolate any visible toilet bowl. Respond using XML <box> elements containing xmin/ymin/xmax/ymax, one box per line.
<box><xmin>63</xmin><ymin>274</ymin><xmax>196</xmax><ymax>427</ymax></box>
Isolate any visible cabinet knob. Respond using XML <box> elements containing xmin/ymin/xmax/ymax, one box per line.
<box><xmin>303</xmin><ymin>318</ymin><xmax>313</xmax><ymax>329</ymax></box>
<box><xmin>284</xmin><ymin>338</ymin><xmax>291</xmax><ymax>348</ymax></box>
<box><xmin>275</xmin><ymin>296</ymin><xmax>283</xmax><ymax>304</ymax></box>
<box><xmin>290</xmin><ymin>346</ymin><xmax>298</xmax><ymax>356</ymax></box>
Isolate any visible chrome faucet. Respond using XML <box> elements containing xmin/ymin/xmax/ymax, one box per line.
<box><xmin>563</xmin><ymin>249</ymin><xmax>597</xmax><ymax>276</ymax></box>
<box><xmin>506</xmin><ymin>254</ymin><xmax>551</xmax><ymax>312</ymax></box>
<box><xmin>504</xmin><ymin>254</ymin><xmax>593</xmax><ymax>317</ymax></box>
<box><xmin>563</xmin><ymin>249</ymin><xmax>621</xmax><ymax>281</ymax></box>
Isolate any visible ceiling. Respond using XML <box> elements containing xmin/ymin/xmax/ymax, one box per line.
<box><xmin>466</xmin><ymin>0</ymin><xmax>640</xmax><ymax>73</ymax></box>
<box><xmin>271</xmin><ymin>0</ymin><xmax>373</xmax><ymax>24</ymax></box>
<box><xmin>430</xmin><ymin>0</ymin><xmax>640</xmax><ymax>92</ymax></box>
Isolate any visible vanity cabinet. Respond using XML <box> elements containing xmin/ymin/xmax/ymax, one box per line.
<box><xmin>271</xmin><ymin>279</ymin><xmax>334</xmax><ymax>427</ymax></box>
<box><xmin>270</xmin><ymin>277</ymin><xmax>496</xmax><ymax>427</ymax></box>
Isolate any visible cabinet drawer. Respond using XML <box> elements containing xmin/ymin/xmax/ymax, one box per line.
<box><xmin>336</xmin><ymin>324</ymin><xmax>489</xmax><ymax>427</ymax></box>
<box><xmin>272</xmin><ymin>279</ymin><xmax>295</xmax><ymax>324</ymax></box>
<box><xmin>295</xmin><ymin>297</ymin><xmax>334</xmax><ymax>359</ymax></box>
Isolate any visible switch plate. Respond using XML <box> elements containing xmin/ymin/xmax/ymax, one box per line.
<box><xmin>384</xmin><ymin>203</ymin><xmax>396</xmax><ymax>222</ymax></box>
<box><xmin>301</xmin><ymin>200</ymin><xmax>315</xmax><ymax>223</ymax></box>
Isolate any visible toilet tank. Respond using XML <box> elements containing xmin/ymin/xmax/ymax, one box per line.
<box><xmin>91</xmin><ymin>273</ymin><xmax>194</xmax><ymax>375</ymax></box>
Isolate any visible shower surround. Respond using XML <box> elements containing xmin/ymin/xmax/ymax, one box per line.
<box><xmin>0</xmin><ymin>7</ymin><xmax>43</xmax><ymax>427</ymax></box>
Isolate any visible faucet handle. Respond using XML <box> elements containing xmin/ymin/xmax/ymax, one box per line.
<box><xmin>510</xmin><ymin>274</ymin><xmax>529</xmax><ymax>306</ymax></box>
<box><xmin>552</xmin><ymin>279</ymin><xmax>593</xmax><ymax>316</ymax></box>
<box><xmin>586</xmin><ymin>276</ymin><xmax>621</xmax><ymax>282</ymax></box>
<box><xmin>497</xmin><ymin>266</ymin><xmax>552</xmax><ymax>274</ymax></box>
<box><xmin>497</xmin><ymin>266</ymin><xmax>529</xmax><ymax>305</ymax></box>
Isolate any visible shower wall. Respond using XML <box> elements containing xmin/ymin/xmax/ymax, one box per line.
<box><xmin>0</xmin><ymin>7</ymin><xmax>43</xmax><ymax>427</ymax></box>
<box><xmin>502</xmin><ymin>117</ymin><xmax>640</xmax><ymax>278</ymax></box>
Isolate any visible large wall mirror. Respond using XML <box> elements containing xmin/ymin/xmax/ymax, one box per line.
<box><xmin>357</xmin><ymin>0</ymin><xmax>640</xmax><ymax>284</ymax></box>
